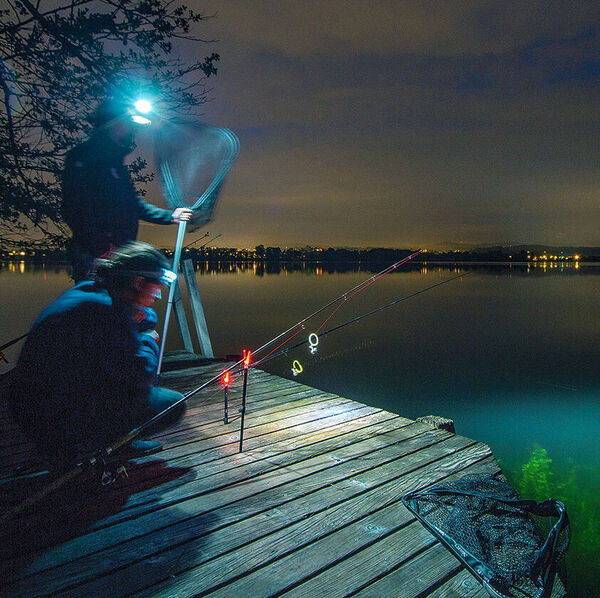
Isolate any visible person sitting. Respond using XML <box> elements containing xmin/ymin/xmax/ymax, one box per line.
<box><xmin>7</xmin><ymin>241</ymin><xmax>186</xmax><ymax>469</ymax></box>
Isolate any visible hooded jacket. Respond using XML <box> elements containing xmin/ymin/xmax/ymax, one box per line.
<box><xmin>62</xmin><ymin>131</ymin><xmax>172</xmax><ymax>258</ymax></box>
<box><xmin>8</xmin><ymin>281</ymin><xmax>160</xmax><ymax>457</ymax></box>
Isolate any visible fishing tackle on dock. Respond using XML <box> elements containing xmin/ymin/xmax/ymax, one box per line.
<box><xmin>2</xmin><ymin>249</ymin><xmax>459</xmax><ymax>522</ymax></box>
<box><xmin>291</xmin><ymin>360</ymin><xmax>303</xmax><ymax>376</ymax></box>
<box><xmin>308</xmin><ymin>333</ymin><xmax>319</xmax><ymax>354</ymax></box>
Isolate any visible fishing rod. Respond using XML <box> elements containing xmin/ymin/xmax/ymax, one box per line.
<box><xmin>0</xmin><ymin>332</ymin><xmax>29</xmax><ymax>365</ymax></box>
<box><xmin>248</xmin><ymin>250</ymin><xmax>424</xmax><ymax>363</ymax></box>
<box><xmin>182</xmin><ymin>231</ymin><xmax>209</xmax><ymax>250</ymax></box>
<box><xmin>0</xmin><ymin>250</ymin><xmax>425</xmax><ymax>523</ymax></box>
<box><xmin>252</xmin><ymin>270</ymin><xmax>471</xmax><ymax>370</ymax></box>
<box><xmin>0</xmin><ymin>332</ymin><xmax>29</xmax><ymax>354</ymax></box>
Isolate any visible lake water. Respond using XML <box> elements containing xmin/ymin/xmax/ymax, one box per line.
<box><xmin>1</xmin><ymin>260</ymin><xmax>598</xmax><ymax>597</ymax></box>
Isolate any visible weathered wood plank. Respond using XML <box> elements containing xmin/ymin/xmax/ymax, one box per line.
<box><xmin>93</xmin><ymin>443</ymin><xmax>489</xmax><ymax>598</ymax></box>
<box><xmin>2</xmin><ymin>412</ymin><xmax>406</xmax><ymax>582</ymax></box>
<box><xmin>2</xmin><ymin>407</ymin><xmax>401</xmax><ymax>554</ymax></box>
<box><xmin>1</xmin><ymin>398</ymin><xmax>380</xmax><ymax>516</ymax></box>
<box><xmin>165</xmin><ymin>448</ymin><xmax>493</xmax><ymax>598</ymax></box>
<box><xmin>0</xmin><ymin>361</ymin><xmax>530</xmax><ymax>598</ymax></box>
<box><xmin>9</xmin><ymin>443</ymin><xmax>492</xmax><ymax>598</ymax></box>
<box><xmin>3</xmin><ymin>425</ymin><xmax>459</xmax><ymax>594</ymax></box>
<box><xmin>0</xmin><ymin>368</ymin><xmax>326</xmax><ymax>472</ymax></box>
<box><xmin>350</xmin><ymin>543</ymin><xmax>464</xmax><ymax>598</ymax></box>
<box><xmin>425</xmin><ymin>568</ymin><xmax>491</xmax><ymax>597</ymax></box>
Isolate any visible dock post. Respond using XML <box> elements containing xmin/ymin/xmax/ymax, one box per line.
<box><xmin>182</xmin><ymin>259</ymin><xmax>214</xmax><ymax>358</ymax></box>
<box><xmin>172</xmin><ymin>283</ymin><xmax>194</xmax><ymax>353</ymax></box>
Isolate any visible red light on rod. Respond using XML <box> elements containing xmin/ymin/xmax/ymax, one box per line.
<box><xmin>222</xmin><ymin>370</ymin><xmax>231</xmax><ymax>386</ymax></box>
<box><xmin>243</xmin><ymin>350</ymin><xmax>251</xmax><ymax>368</ymax></box>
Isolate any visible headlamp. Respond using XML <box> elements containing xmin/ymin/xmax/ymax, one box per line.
<box><xmin>101</xmin><ymin>267</ymin><xmax>176</xmax><ymax>284</ymax></box>
<box><xmin>158</xmin><ymin>268</ymin><xmax>177</xmax><ymax>285</ymax></box>
<box><xmin>129</xmin><ymin>98</ymin><xmax>153</xmax><ymax>125</ymax></box>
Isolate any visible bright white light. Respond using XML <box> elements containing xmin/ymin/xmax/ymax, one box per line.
<box><xmin>160</xmin><ymin>269</ymin><xmax>177</xmax><ymax>284</ymax></box>
<box><xmin>131</xmin><ymin>114</ymin><xmax>151</xmax><ymax>125</ymax></box>
<box><xmin>135</xmin><ymin>99</ymin><xmax>152</xmax><ymax>113</ymax></box>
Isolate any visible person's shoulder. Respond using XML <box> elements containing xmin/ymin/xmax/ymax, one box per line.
<box><xmin>64</xmin><ymin>137</ymin><xmax>97</xmax><ymax>168</ymax></box>
<box><xmin>36</xmin><ymin>282</ymin><xmax>113</xmax><ymax>324</ymax></box>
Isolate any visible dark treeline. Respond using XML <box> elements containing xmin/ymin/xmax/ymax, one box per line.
<box><xmin>2</xmin><ymin>245</ymin><xmax>598</xmax><ymax>265</ymax></box>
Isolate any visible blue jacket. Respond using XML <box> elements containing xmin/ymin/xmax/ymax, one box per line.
<box><xmin>8</xmin><ymin>281</ymin><xmax>160</xmax><ymax>452</ymax></box>
<box><xmin>62</xmin><ymin>131</ymin><xmax>173</xmax><ymax>258</ymax></box>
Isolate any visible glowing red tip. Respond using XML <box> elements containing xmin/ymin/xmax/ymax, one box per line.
<box><xmin>222</xmin><ymin>371</ymin><xmax>231</xmax><ymax>385</ymax></box>
<box><xmin>243</xmin><ymin>350</ymin><xmax>251</xmax><ymax>367</ymax></box>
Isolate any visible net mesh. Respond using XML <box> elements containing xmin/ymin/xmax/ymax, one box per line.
<box><xmin>402</xmin><ymin>475</ymin><xmax>569</xmax><ymax>598</ymax></box>
<box><xmin>154</xmin><ymin>122</ymin><xmax>239</xmax><ymax>226</ymax></box>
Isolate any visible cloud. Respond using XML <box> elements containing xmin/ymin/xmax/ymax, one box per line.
<box><xmin>202</xmin><ymin>1</ymin><xmax>600</xmax><ymax>58</ymax></box>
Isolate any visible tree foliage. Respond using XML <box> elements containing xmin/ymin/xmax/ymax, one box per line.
<box><xmin>0</xmin><ymin>0</ymin><xmax>219</xmax><ymax>249</ymax></box>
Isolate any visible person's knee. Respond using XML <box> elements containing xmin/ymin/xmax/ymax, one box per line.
<box><xmin>145</xmin><ymin>386</ymin><xmax>186</xmax><ymax>429</ymax></box>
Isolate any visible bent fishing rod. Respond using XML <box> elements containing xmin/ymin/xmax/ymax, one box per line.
<box><xmin>252</xmin><ymin>270</ymin><xmax>471</xmax><ymax>369</ymax></box>
<box><xmin>0</xmin><ymin>250</ymin><xmax>425</xmax><ymax>524</ymax></box>
<box><xmin>103</xmin><ymin>250</ymin><xmax>427</xmax><ymax>437</ymax></box>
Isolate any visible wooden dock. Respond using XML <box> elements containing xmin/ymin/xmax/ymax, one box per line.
<box><xmin>0</xmin><ymin>359</ymin><xmax>512</xmax><ymax>597</ymax></box>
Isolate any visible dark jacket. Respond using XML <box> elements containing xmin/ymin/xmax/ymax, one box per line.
<box><xmin>62</xmin><ymin>131</ymin><xmax>172</xmax><ymax>258</ymax></box>
<box><xmin>8</xmin><ymin>281</ymin><xmax>160</xmax><ymax>458</ymax></box>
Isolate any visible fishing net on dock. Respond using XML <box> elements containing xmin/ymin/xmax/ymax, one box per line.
<box><xmin>402</xmin><ymin>475</ymin><xmax>569</xmax><ymax>598</ymax></box>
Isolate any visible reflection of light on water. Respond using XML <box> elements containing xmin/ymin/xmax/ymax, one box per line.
<box><xmin>19</xmin><ymin>261</ymin><xmax>25</xmax><ymax>274</ymax></box>
<box><xmin>420</xmin><ymin>266</ymin><xmax>428</xmax><ymax>275</ymax></box>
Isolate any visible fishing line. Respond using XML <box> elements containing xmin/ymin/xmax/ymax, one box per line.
<box><xmin>242</xmin><ymin>250</ymin><xmax>424</xmax><ymax>369</ymax></box>
<box><xmin>313</xmin><ymin>250</ymin><xmax>424</xmax><ymax>335</ymax></box>
<box><xmin>252</xmin><ymin>270</ymin><xmax>470</xmax><ymax>370</ymax></box>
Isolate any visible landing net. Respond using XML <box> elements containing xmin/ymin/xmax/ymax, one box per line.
<box><xmin>402</xmin><ymin>475</ymin><xmax>569</xmax><ymax>598</ymax></box>
<box><xmin>154</xmin><ymin>122</ymin><xmax>239</xmax><ymax>228</ymax></box>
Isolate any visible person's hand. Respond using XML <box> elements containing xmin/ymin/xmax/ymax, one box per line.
<box><xmin>172</xmin><ymin>208</ymin><xmax>193</xmax><ymax>223</ymax></box>
<box><xmin>140</xmin><ymin>330</ymin><xmax>160</xmax><ymax>343</ymax></box>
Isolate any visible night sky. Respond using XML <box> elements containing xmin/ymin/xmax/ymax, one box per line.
<box><xmin>139</xmin><ymin>1</ymin><xmax>600</xmax><ymax>250</ymax></box>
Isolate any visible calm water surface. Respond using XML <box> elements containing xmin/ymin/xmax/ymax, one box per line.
<box><xmin>1</xmin><ymin>260</ymin><xmax>598</xmax><ymax>596</ymax></box>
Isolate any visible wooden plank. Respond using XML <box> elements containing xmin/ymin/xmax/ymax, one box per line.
<box><xmin>350</xmin><ymin>543</ymin><xmax>464</xmax><ymax>598</ymax></box>
<box><xmin>0</xmin><ymin>361</ymin><xmax>530</xmax><ymax>598</ymax></box>
<box><xmin>172</xmin><ymin>281</ymin><xmax>194</xmax><ymax>353</ymax></box>
<box><xmin>425</xmin><ymin>568</ymin><xmax>490</xmax><ymax>598</ymax></box>
<box><xmin>2</xmin><ymin>412</ymin><xmax>408</xmax><ymax>588</ymax></box>
<box><xmin>6</xmin><ymin>441</ymin><xmax>492</xmax><ymax>597</ymax></box>
<box><xmin>170</xmin><ymin>450</ymin><xmax>494</xmax><ymax>598</ymax></box>
<box><xmin>0</xmin><ymin>402</ymin><xmax>378</xmax><ymax>522</ymax></box>
<box><xmin>3</xmin><ymin>403</ymin><xmax>392</xmax><ymax>522</ymax></box>
<box><xmin>2</xmin><ymin>424</ymin><xmax>457</xmax><ymax>590</ymax></box>
<box><xmin>0</xmin><ymin>389</ymin><xmax>346</xmax><ymax>479</ymax></box>
<box><xmin>182</xmin><ymin>259</ymin><xmax>213</xmax><ymax>358</ymax></box>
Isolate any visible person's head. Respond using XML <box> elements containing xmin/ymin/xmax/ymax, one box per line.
<box><xmin>91</xmin><ymin>97</ymin><xmax>137</xmax><ymax>154</ymax></box>
<box><xmin>95</xmin><ymin>242</ymin><xmax>175</xmax><ymax>307</ymax></box>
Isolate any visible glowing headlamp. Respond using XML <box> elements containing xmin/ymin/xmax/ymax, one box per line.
<box><xmin>158</xmin><ymin>268</ymin><xmax>177</xmax><ymax>285</ymax></box>
<box><xmin>129</xmin><ymin>98</ymin><xmax>153</xmax><ymax>125</ymax></box>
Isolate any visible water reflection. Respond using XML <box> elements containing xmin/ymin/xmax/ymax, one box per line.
<box><xmin>1</xmin><ymin>258</ymin><xmax>593</xmax><ymax>277</ymax></box>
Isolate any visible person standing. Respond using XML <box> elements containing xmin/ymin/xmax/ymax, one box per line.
<box><xmin>62</xmin><ymin>96</ymin><xmax>192</xmax><ymax>281</ymax></box>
